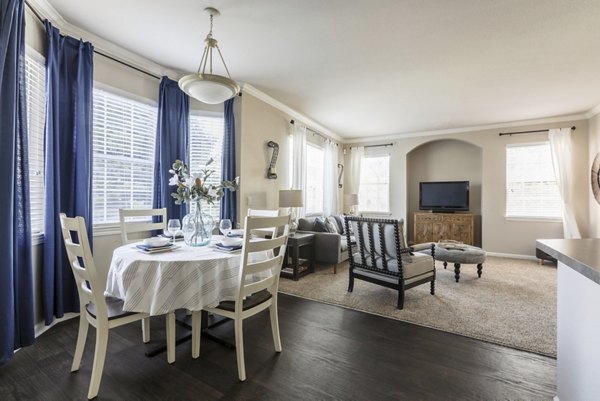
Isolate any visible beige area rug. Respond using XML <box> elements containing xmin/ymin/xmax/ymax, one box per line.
<box><xmin>279</xmin><ymin>256</ymin><xmax>557</xmax><ymax>357</ymax></box>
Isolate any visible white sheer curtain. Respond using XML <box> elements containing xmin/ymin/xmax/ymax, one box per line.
<box><xmin>347</xmin><ymin>146</ymin><xmax>364</xmax><ymax>211</ymax></box>
<box><xmin>292</xmin><ymin>122</ymin><xmax>307</xmax><ymax>217</ymax></box>
<box><xmin>323</xmin><ymin>140</ymin><xmax>339</xmax><ymax>215</ymax></box>
<box><xmin>548</xmin><ymin>128</ymin><xmax>581</xmax><ymax>239</ymax></box>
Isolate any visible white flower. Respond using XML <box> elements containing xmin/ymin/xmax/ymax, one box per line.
<box><xmin>208</xmin><ymin>188</ymin><xmax>218</xmax><ymax>198</ymax></box>
<box><xmin>168</xmin><ymin>175</ymin><xmax>179</xmax><ymax>186</ymax></box>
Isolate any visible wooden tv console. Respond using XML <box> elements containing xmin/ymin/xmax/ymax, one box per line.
<box><xmin>413</xmin><ymin>212</ymin><xmax>474</xmax><ymax>245</ymax></box>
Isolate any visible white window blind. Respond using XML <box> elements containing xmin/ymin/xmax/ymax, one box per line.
<box><xmin>189</xmin><ymin>113</ymin><xmax>224</xmax><ymax>221</ymax></box>
<box><xmin>359</xmin><ymin>155</ymin><xmax>390</xmax><ymax>213</ymax></box>
<box><xmin>25</xmin><ymin>51</ymin><xmax>46</xmax><ymax>236</ymax></box>
<box><xmin>506</xmin><ymin>142</ymin><xmax>561</xmax><ymax>218</ymax></box>
<box><xmin>305</xmin><ymin>143</ymin><xmax>324</xmax><ymax>215</ymax></box>
<box><xmin>92</xmin><ymin>88</ymin><xmax>157</xmax><ymax>225</ymax></box>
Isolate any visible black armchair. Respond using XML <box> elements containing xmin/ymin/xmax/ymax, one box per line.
<box><xmin>344</xmin><ymin>216</ymin><xmax>436</xmax><ymax>309</ymax></box>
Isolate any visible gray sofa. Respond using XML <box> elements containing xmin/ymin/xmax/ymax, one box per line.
<box><xmin>297</xmin><ymin>215</ymin><xmax>354</xmax><ymax>273</ymax></box>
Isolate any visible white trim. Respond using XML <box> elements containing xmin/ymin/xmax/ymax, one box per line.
<box><xmin>190</xmin><ymin>109</ymin><xmax>223</xmax><ymax>118</ymax></box>
<box><xmin>35</xmin><ymin>312</ymin><xmax>79</xmax><ymax>338</ymax></box>
<box><xmin>585</xmin><ymin>103</ymin><xmax>600</xmax><ymax>119</ymax></box>
<box><xmin>241</xmin><ymin>83</ymin><xmax>343</xmax><ymax>142</ymax></box>
<box><xmin>25</xmin><ymin>45</ymin><xmax>45</xmax><ymax>63</ymax></box>
<box><xmin>343</xmin><ymin>113</ymin><xmax>588</xmax><ymax>144</ymax></box>
<box><xmin>505</xmin><ymin>140</ymin><xmax>549</xmax><ymax>148</ymax></box>
<box><xmin>486</xmin><ymin>252</ymin><xmax>537</xmax><ymax>261</ymax></box>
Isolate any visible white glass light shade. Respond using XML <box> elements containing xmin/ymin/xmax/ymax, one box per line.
<box><xmin>178</xmin><ymin>73</ymin><xmax>240</xmax><ymax>105</ymax></box>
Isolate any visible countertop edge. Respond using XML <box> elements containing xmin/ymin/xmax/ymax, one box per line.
<box><xmin>536</xmin><ymin>240</ymin><xmax>600</xmax><ymax>285</ymax></box>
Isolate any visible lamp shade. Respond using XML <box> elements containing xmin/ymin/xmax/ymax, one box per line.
<box><xmin>344</xmin><ymin>193</ymin><xmax>359</xmax><ymax>206</ymax></box>
<box><xmin>279</xmin><ymin>189</ymin><xmax>304</xmax><ymax>208</ymax></box>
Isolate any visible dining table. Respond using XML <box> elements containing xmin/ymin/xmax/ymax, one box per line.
<box><xmin>104</xmin><ymin>235</ymin><xmax>271</xmax><ymax>356</ymax></box>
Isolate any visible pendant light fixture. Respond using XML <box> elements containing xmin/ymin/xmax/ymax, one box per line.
<box><xmin>178</xmin><ymin>7</ymin><xmax>240</xmax><ymax>104</ymax></box>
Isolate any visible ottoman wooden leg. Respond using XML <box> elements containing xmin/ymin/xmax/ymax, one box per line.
<box><xmin>443</xmin><ymin>261</ymin><xmax>447</xmax><ymax>269</ymax></box>
<box><xmin>477</xmin><ymin>263</ymin><xmax>483</xmax><ymax>278</ymax></box>
<box><xmin>454</xmin><ymin>263</ymin><xmax>461</xmax><ymax>283</ymax></box>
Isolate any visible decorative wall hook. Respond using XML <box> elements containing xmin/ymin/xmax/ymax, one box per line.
<box><xmin>267</xmin><ymin>141</ymin><xmax>279</xmax><ymax>179</ymax></box>
<box><xmin>337</xmin><ymin>163</ymin><xmax>344</xmax><ymax>188</ymax></box>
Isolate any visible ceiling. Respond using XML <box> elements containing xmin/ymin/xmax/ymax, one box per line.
<box><xmin>42</xmin><ymin>0</ymin><xmax>600</xmax><ymax>139</ymax></box>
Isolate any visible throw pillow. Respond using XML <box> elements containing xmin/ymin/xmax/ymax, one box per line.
<box><xmin>331</xmin><ymin>215</ymin><xmax>345</xmax><ymax>234</ymax></box>
<box><xmin>313</xmin><ymin>217</ymin><xmax>329</xmax><ymax>232</ymax></box>
<box><xmin>325</xmin><ymin>217</ymin><xmax>339</xmax><ymax>234</ymax></box>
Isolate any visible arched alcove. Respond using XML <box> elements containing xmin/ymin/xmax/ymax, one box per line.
<box><xmin>406</xmin><ymin>139</ymin><xmax>483</xmax><ymax>246</ymax></box>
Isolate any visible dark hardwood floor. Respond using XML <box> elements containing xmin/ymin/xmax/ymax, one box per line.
<box><xmin>0</xmin><ymin>294</ymin><xmax>556</xmax><ymax>400</ymax></box>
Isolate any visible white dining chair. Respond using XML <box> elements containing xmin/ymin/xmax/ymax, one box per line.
<box><xmin>191</xmin><ymin>215</ymin><xmax>290</xmax><ymax>381</ymax></box>
<box><xmin>119</xmin><ymin>208</ymin><xmax>167</xmax><ymax>244</ymax></box>
<box><xmin>119</xmin><ymin>208</ymin><xmax>167</xmax><ymax>342</ymax></box>
<box><xmin>247</xmin><ymin>208</ymin><xmax>280</xmax><ymax>217</ymax></box>
<box><xmin>60</xmin><ymin>214</ymin><xmax>176</xmax><ymax>399</ymax></box>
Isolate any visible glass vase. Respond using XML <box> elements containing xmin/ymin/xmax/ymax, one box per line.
<box><xmin>182</xmin><ymin>201</ymin><xmax>214</xmax><ymax>247</ymax></box>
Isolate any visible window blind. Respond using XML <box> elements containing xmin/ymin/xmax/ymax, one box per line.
<box><xmin>189</xmin><ymin>113</ymin><xmax>225</xmax><ymax>221</ymax></box>
<box><xmin>305</xmin><ymin>143</ymin><xmax>324</xmax><ymax>215</ymax></box>
<box><xmin>92</xmin><ymin>88</ymin><xmax>157</xmax><ymax>224</ymax></box>
<box><xmin>506</xmin><ymin>143</ymin><xmax>561</xmax><ymax>218</ymax></box>
<box><xmin>25</xmin><ymin>51</ymin><xmax>46</xmax><ymax>235</ymax></box>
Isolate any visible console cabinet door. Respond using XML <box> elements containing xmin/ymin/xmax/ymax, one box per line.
<box><xmin>414</xmin><ymin>212</ymin><xmax>474</xmax><ymax>245</ymax></box>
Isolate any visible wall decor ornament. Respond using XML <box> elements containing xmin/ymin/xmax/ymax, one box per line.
<box><xmin>267</xmin><ymin>140</ymin><xmax>279</xmax><ymax>179</ymax></box>
<box><xmin>337</xmin><ymin>163</ymin><xmax>344</xmax><ymax>188</ymax></box>
<box><xmin>592</xmin><ymin>152</ymin><xmax>600</xmax><ymax>205</ymax></box>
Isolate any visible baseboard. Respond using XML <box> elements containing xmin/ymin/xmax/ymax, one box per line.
<box><xmin>34</xmin><ymin>312</ymin><xmax>79</xmax><ymax>338</ymax></box>
<box><xmin>486</xmin><ymin>252</ymin><xmax>537</xmax><ymax>261</ymax></box>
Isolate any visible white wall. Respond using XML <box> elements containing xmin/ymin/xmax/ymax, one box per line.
<box><xmin>346</xmin><ymin>119</ymin><xmax>589</xmax><ymax>257</ymax></box>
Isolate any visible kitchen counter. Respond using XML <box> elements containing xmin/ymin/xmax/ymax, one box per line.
<box><xmin>536</xmin><ymin>238</ymin><xmax>600</xmax><ymax>401</ymax></box>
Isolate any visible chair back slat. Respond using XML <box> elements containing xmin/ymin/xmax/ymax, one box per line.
<box><xmin>244</xmin><ymin>254</ymin><xmax>284</xmax><ymax>276</ymax></box>
<box><xmin>242</xmin><ymin>275</ymin><xmax>277</xmax><ymax>297</ymax></box>
<box><xmin>59</xmin><ymin>214</ymin><xmax>108</xmax><ymax>316</ymax></box>
<box><xmin>119</xmin><ymin>208</ymin><xmax>167</xmax><ymax>244</ymax></box>
<box><xmin>235</xmin><ymin>215</ymin><xmax>289</xmax><ymax>311</ymax></box>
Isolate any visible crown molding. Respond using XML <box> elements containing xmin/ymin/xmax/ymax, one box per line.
<box><xmin>241</xmin><ymin>83</ymin><xmax>343</xmax><ymax>142</ymax></box>
<box><xmin>343</xmin><ymin>112</ymin><xmax>589</xmax><ymax>144</ymax></box>
<box><xmin>585</xmin><ymin>103</ymin><xmax>600</xmax><ymax>119</ymax></box>
<box><xmin>26</xmin><ymin>0</ymin><xmax>180</xmax><ymax>80</ymax></box>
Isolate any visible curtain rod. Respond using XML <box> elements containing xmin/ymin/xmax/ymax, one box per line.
<box><xmin>290</xmin><ymin>119</ymin><xmax>337</xmax><ymax>146</ymax></box>
<box><xmin>347</xmin><ymin>143</ymin><xmax>394</xmax><ymax>149</ymax></box>
<box><xmin>25</xmin><ymin>0</ymin><xmax>162</xmax><ymax>80</ymax></box>
<box><xmin>498</xmin><ymin>126</ymin><xmax>576</xmax><ymax>137</ymax></box>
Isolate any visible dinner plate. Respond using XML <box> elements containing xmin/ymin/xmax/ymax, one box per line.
<box><xmin>143</xmin><ymin>237</ymin><xmax>171</xmax><ymax>248</ymax></box>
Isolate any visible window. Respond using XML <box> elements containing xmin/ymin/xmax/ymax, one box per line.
<box><xmin>25</xmin><ymin>50</ymin><xmax>46</xmax><ymax>236</ymax></box>
<box><xmin>506</xmin><ymin>143</ymin><xmax>561</xmax><ymax>219</ymax></box>
<box><xmin>92</xmin><ymin>88</ymin><xmax>157</xmax><ymax>225</ymax></box>
<box><xmin>189</xmin><ymin>113</ymin><xmax>225</xmax><ymax>221</ymax></box>
<box><xmin>359</xmin><ymin>155</ymin><xmax>390</xmax><ymax>213</ymax></box>
<box><xmin>305</xmin><ymin>143</ymin><xmax>324</xmax><ymax>215</ymax></box>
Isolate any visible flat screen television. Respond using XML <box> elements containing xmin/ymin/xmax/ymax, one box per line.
<box><xmin>419</xmin><ymin>181</ymin><xmax>470</xmax><ymax>211</ymax></box>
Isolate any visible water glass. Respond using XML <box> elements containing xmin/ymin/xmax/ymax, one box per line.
<box><xmin>167</xmin><ymin>219</ymin><xmax>181</xmax><ymax>238</ymax></box>
<box><xmin>219</xmin><ymin>219</ymin><xmax>232</xmax><ymax>236</ymax></box>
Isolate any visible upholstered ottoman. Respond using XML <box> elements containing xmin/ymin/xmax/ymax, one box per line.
<box><xmin>421</xmin><ymin>244</ymin><xmax>486</xmax><ymax>283</ymax></box>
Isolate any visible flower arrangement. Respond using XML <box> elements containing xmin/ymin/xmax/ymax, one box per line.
<box><xmin>169</xmin><ymin>158</ymin><xmax>238</xmax><ymax>205</ymax></box>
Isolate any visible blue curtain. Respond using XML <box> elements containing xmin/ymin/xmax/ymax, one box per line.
<box><xmin>220</xmin><ymin>98</ymin><xmax>237</xmax><ymax>225</ymax></box>
<box><xmin>42</xmin><ymin>21</ymin><xmax>94</xmax><ymax>325</ymax></box>
<box><xmin>0</xmin><ymin>0</ymin><xmax>35</xmax><ymax>365</ymax></box>
<box><xmin>153</xmin><ymin>76</ymin><xmax>189</xmax><ymax>221</ymax></box>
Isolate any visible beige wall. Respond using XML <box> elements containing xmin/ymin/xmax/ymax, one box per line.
<box><xmin>346</xmin><ymin>119</ymin><xmax>589</xmax><ymax>257</ymax></box>
<box><xmin>406</xmin><ymin>139</ymin><xmax>483</xmax><ymax>246</ymax></box>
<box><xmin>590</xmin><ymin>114</ymin><xmax>600</xmax><ymax>237</ymax></box>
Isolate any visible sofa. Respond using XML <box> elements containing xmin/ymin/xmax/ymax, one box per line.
<box><xmin>297</xmin><ymin>215</ymin><xmax>354</xmax><ymax>273</ymax></box>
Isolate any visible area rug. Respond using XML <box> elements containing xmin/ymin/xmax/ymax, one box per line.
<box><xmin>278</xmin><ymin>256</ymin><xmax>557</xmax><ymax>357</ymax></box>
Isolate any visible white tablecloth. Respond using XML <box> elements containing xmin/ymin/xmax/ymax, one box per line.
<box><xmin>105</xmin><ymin>237</ymin><xmax>269</xmax><ymax>316</ymax></box>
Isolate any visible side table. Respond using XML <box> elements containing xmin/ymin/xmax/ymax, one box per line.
<box><xmin>281</xmin><ymin>232</ymin><xmax>314</xmax><ymax>280</ymax></box>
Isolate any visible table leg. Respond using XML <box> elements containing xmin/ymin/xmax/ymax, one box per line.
<box><xmin>477</xmin><ymin>263</ymin><xmax>483</xmax><ymax>278</ymax></box>
<box><xmin>292</xmin><ymin>243</ymin><xmax>299</xmax><ymax>281</ymax></box>
<box><xmin>443</xmin><ymin>261</ymin><xmax>447</xmax><ymax>269</ymax></box>
<box><xmin>454</xmin><ymin>263</ymin><xmax>461</xmax><ymax>283</ymax></box>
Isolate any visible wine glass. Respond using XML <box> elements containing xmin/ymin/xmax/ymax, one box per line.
<box><xmin>219</xmin><ymin>219</ymin><xmax>232</xmax><ymax>236</ymax></box>
<box><xmin>167</xmin><ymin>219</ymin><xmax>181</xmax><ymax>240</ymax></box>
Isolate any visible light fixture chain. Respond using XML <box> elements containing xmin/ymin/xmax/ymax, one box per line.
<box><xmin>215</xmin><ymin>46</ymin><xmax>232</xmax><ymax>79</ymax></box>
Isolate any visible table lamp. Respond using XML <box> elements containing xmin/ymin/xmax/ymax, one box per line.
<box><xmin>279</xmin><ymin>189</ymin><xmax>303</xmax><ymax>233</ymax></box>
<box><xmin>344</xmin><ymin>193</ymin><xmax>359</xmax><ymax>215</ymax></box>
